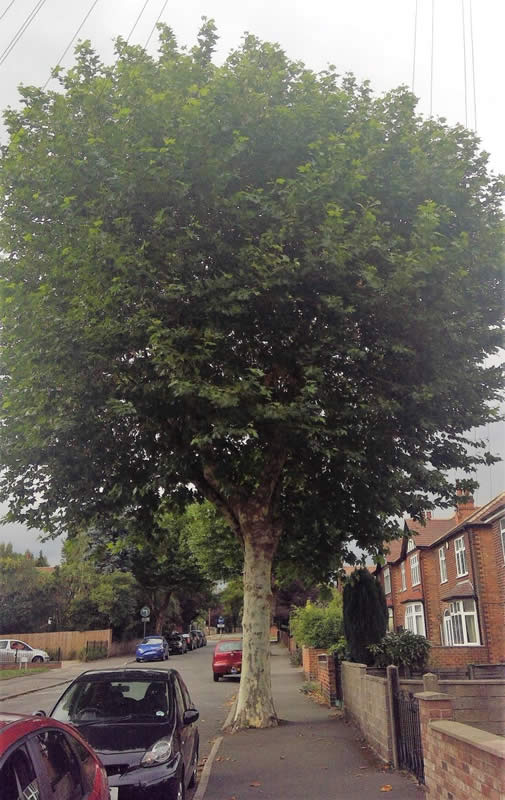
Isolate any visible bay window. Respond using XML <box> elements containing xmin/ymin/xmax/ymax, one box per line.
<box><xmin>443</xmin><ymin>599</ymin><xmax>480</xmax><ymax>645</ymax></box>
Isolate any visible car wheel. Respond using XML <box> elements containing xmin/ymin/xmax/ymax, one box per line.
<box><xmin>213</xmin><ymin>673</ymin><xmax>220</xmax><ymax>682</ymax></box>
<box><xmin>31</xmin><ymin>656</ymin><xmax>44</xmax><ymax>663</ymax></box>
<box><xmin>188</xmin><ymin>743</ymin><xmax>199</xmax><ymax>788</ymax></box>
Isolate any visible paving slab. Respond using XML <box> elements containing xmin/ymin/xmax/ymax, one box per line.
<box><xmin>203</xmin><ymin>646</ymin><xmax>426</xmax><ymax>800</ymax></box>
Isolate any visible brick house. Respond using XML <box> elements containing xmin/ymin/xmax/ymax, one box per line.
<box><xmin>377</xmin><ymin>491</ymin><xmax>505</xmax><ymax>669</ymax></box>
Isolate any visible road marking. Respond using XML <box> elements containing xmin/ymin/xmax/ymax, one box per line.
<box><xmin>192</xmin><ymin>736</ymin><xmax>223</xmax><ymax>800</ymax></box>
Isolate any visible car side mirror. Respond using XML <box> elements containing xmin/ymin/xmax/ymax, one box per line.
<box><xmin>33</xmin><ymin>710</ymin><xmax>47</xmax><ymax>717</ymax></box>
<box><xmin>183</xmin><ymin>709</ymin><xmax>199</xmax><ymax>725</ymax></box>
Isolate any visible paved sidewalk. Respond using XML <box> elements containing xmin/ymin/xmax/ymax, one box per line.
<box><xmin>0</xmin><ymin>655</ymin><xmax>134</xmax><ymax>702</ymax></box>
<box><xmin>203</xmin><ymin>646</ymin><xmax>425</xmax><ymax>800</ymax></box>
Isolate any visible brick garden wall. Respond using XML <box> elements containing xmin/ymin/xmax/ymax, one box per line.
<box><xmin>340</xmin><ymin>661</ymin><xmax>393</xmax><ymax>763</ymax></box>
<box><xmin>401</xmin><ymin>678</ymin><xmax>505</xmax><ymax>736</ymax></box>
<box><xmin>302</xmin><ymin>646</ymin><xmax>327</xmax><ymax>680</ymax></box>
<box><xmin>417</xmin><ymin>691</ymin><xmax>505</xmax><ymax>799</ymax></box>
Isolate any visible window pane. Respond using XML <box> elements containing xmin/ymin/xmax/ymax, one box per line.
<box><xmin>36</xmin><ymin>731</ymin><xmax>81</xmax><ymax>798</ymax></box>
<box><xmin>0</xmin><ymin>746</ymin><xmax>40</xmax><ymax>800</ymax></box>
<box><xmin>462</xmin><ymin>599</ymin><xmax>475</xmax><ymax>613</ymax></box>
<box><xmin>452</xmin><ymin>613</ymin><xmax>464</xmax><ymax>644</ymax></box>
<box><xmin>465</xmin><ymin>614</ymin><xmax>477</xmax><ymax>643</ymax></box>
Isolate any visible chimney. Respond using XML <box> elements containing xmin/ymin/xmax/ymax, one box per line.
<box><xmin>455</xmin><ymin>489</ymin><xmax>475</xmax><ymax>522</ymax></box>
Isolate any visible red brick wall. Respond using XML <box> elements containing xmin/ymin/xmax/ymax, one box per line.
<box><xmin>316</xmin><ymin>654</ymin><xmax>337</xmax><ymax>705</ymax></box>
<box><xmin>488</xmin><ymin>519</ymin><xmax>505</xmax><ymax>662</ymax></box>
<box><xmin>428</xmin><ymin>645</ymin><xmax>490</xmax><ymax>668</ymax></box>
<box><xmin>418</xmin><ymin>691</ymin><xmax>505</xmax><ymax>799</ymax></box>
<box><xmin>302</xmin><ymin>647</ymin><xmax>327</xmax><ymax>680</ymax></box>
<box><xmin>424</xmin><ymin>724</ymin><xmax>505</xmax><ymax>799</ymax></box>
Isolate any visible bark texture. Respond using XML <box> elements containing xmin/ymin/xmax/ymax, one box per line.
<box><xmin>233</xmin><ymin>515</ymin><xmax>279</xmax><ymax>730</ymax></box>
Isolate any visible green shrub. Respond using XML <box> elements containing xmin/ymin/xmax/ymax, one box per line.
<box><xmin>79</xmin><ymin>643</ymin><xmax>108</xmax><ymax>662</ymax></box>
<box><xmin>290</xmin><ymin>594</ymin><xmax>343</xmax><ymax>649</ymax></box>
<box><xmin>300</xmin><ymin>681</ymin><xmax>320</xmax><ymax>695</ymax></box>
<box><xmin>289</xmin><ymin>647</ymin><xmax>302</xmax><ymax>666</ymax></box>
<box><xmin>368</xmin><ymin>630</ymin><xmax>430</xmax><ymax>672</ymax></box>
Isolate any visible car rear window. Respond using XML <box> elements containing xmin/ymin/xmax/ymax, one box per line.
<box><xmin>216</xmin><ymin>641</ymin><xmax>242</xmax><ymax>653</ymax></box>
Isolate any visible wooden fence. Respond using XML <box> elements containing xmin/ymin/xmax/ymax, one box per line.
<box><xmin>2</xmin><ymin>629</ymin><xmax>112</xmax><ymax>659</ymax></box>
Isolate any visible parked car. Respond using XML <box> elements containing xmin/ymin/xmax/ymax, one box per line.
<box><xmin>0</xmin><ymin>712</ymin><xmax>109</xmax><ymax>799</ymax></box>
<box><xmin>166</xmin><ymin>633</ymin><xmax>187</xmax><ymax>655</ymax></box>
<box><xmin>193</xmin><ymin>630</ymin><xmax>207</xmax><ymax>647</ymax></box>
<box><xmin>181</xmin><ymin>632</ymin><xmax>197</xmax><ymax>652</ymax></box>
<box><xmin>212</xmin><ymin>639</ymin><xmax>243</xmax><ymax>681</ymax></box>
<box><xmin>135</xmin><ymin>636</ymin><xmax>169</xmax><ymax>662</ymax></box>
<box><xmin>0</xmin><ymin>639</ymin><xmax>50</xmax><ymax>663</ymax></box>
<box><xmin>46</xmin><ymin>668</ymin><xmax>199</xmax><ymax>800</ymax></box>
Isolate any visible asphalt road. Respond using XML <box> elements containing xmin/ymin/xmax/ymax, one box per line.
<box><xmin>0</xmin><ymin>637</ymin><xmax>240</xmax><ymax>792</ymax></box>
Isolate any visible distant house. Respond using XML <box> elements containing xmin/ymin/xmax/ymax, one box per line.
<box><xmin>377</xmin><ymin>491</ymin><xmax>505</xmax><ymax>668</ymax></box>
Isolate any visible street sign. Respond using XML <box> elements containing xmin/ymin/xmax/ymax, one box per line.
<box><xmin>140</xmin><ymin>606</ymin><xmax>150</xmax><ymax>618</ymax></box>
<box><xmin>218</xmin><ymin>616</ymin><xmax>224</xmax><ymax>624</ymax></box>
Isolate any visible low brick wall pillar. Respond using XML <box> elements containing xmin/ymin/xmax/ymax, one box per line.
<box><xmin>316</xmin><ymin>653</ymin><xmax>337</xmax><ymax>706</ymax></box>
<box><xmin>415</xmin><ymin>690</ymin><xmax>454</xmax><ymax>794</ymax></box>
<box><xmin>302</xmin><ymin>647</ymin><xmax>327</xmax><ymax>680</ymax></box>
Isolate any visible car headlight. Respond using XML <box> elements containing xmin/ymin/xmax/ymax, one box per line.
<box><xmin>140</xmin><ymin>737</ymin><xmax>173</xmax><ymax>766</ymax></box>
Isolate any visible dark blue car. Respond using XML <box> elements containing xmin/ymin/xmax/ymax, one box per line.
<box><xmin>136</xmin><ymin>636</ymin><xmax>169</xmax><ymax>662</ymax></box>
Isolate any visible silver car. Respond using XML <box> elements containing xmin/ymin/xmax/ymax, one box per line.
<box><xmin>0</xmin><ymin>639</ymin><xmax>50</xmax><ymax>663</ymax></box>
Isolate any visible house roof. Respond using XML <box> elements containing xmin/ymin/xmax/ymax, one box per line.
<box><xmin>429</xmin><ymin>490</ymin><xmax>505</xmax><ymax>548</ymax></box>
<box><xmin>384</xmin><ymin>517</ymin><xmax>456</xmax><ymax>564</ymax></box>
<box><xmin>441</xmin><ymin>580</ymin><xmax>475</xmax><ymax>602</ymax></box>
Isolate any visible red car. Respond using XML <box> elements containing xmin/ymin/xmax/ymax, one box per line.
<box><xmin>212</xmin><ymin>639</ymin><xmax>243</xmax><ymax>681</ymax></box>
<box><xmin>0</xmin><ymin>712</ymin><xmax>109</xmax><ymax>800</ymax></box>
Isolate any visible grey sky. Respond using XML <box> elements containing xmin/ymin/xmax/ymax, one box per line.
<box><xmin>0</xmin><ymin>1</ymin><xmax>503</xmax><ymax>561</ymax></box>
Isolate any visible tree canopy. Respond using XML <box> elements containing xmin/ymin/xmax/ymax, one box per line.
<box><xmin>0</xmin><ymin>21</ymin><xmax>503</xmax><ymax>727</ymax></box>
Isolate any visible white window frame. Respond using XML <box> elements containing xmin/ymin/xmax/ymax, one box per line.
<box><xmin>406</xmin><ymin>538</ymin><xmax>415</xmax><ymax>553</ymax></box>
<box><xmin>438</xmin><ymin>546</ymin><xmax>448</xmax><ymax>583</ymax></box>
<box><xmin>445</xmin><ymin>599</ymin><xmax>480</xmax><ymax>646</ymax></box>
<box><xmin>410</xmin><ymin>553</ymin><xmax>420</xmax><ymax>586</ymax></box>
<box><xmin>500</xmin><ymin>518</ymin><xmax>505</xmax><ymax>563</ymax></box>
<box><xmin>400</xmin><ymin>562</ymin><xmax>406</xmax><ymax>591</ymax></box>
<box><xmin>455</xmin><ymin>536</ymin><xmax>468</xmax><ymax>577</ymax></box>
<box><xmin>405</xmin><ymin>602</ymin><xmax>426</xmax><ymax>637</ymax></box>
<box><xmin>387</xmin><ymin>607</ymin><xmax>394</xmax><ymax>632</ymax></box>
<box><xmin>383</xmin><ymin>567</ymin><xmax>391</xmax><ymax>595</ymax></box>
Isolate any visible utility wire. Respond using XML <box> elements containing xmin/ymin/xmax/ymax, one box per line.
<box><xmin>145</xmin><ymin>0</ymin><xmax>169</xmax><ymax>50</ymax></box>
<box><xmin>461</xmin><ymin>0</ymin><xmax>468</xmax><ymax>127</ymax></box>
<box><xmin>469</xmin><ymin>0</ymin><xmax>477</xmax><ymax>130</ymax></box>
<box><xmin>429</xmin><ymin>0</ymin><xmax>435</xmax><ymax>116</ymax></box>
<box><xmin>0</xmin><ymin>0</ymin><xmax>16</xmax><ymax>24</ymax></box>
<box><xmin>0</xmin><ymin>0</ymin><xmax>48</xmax><ymax>67</ymax></box>
<box><xmin>411</xmin><ymin>0</ymin><xmax>418</xmax><ymax>92</ymax></box>
<box><xmin>126</xmin><ymin>0</ymin><xmax>151</xmax><ymax>45</ymax></box>
<box><xmin>43</xmin><ymin>0</ymin><xmax>101</xmax><ymax>90</ymax></box>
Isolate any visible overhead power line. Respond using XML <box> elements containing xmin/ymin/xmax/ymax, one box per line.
<box><xmin>469</xmin><ymin>0</ymin><xmax>478</xmax><ymax>130</ymax></box>
<box><xmin>126</xmin><ymin>0</ymin><xmax>151</xmax><ymax>45</ymax></box>
<box><xmin>43</xmin><ymin>0</ymin><xmax>101</xmax><ymax>89</ymax></box>
<box><xmin>145</xmin><ymin>0</ymin><xmax>169</xmax><ymax>50</ymax></box>
<box><xmin>461</xmin><ymin>0</ymin><xmax>468</xmax><ymax>127</ymax></box>
<box><xmin>0</xmin><ymin>0</ymin><xmax>48</xmax><ymax>67</ymax></box>
<box><xmin>0</xmin><ymin>1</ymin><xmax>16</xmax><ymax>24</ymax></box>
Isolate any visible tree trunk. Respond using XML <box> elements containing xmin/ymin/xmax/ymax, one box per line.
<box><xmin>154</xmin><ymin>592</ymin><xmax>171</xmax><ymax>634</ymax></box>
<box><xmin>232</xmin><ymin>519</ymin><xmax>278</xmax><ymax>730</ymax></box>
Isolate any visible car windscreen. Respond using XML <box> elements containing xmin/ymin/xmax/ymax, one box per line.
<box><xmin>51</xmin><ymin>679</ymin><xmax>172</xmax><ymax>722</ymax></box>
<box><xmin>141</xmin><ymin>638</ymin><xmax>163</xmax><ymax>645</ymax></box>
<box><xmin>216</xmin><ymin>641</ymin><xmax>242</xmax><ymax>652</ymax></box>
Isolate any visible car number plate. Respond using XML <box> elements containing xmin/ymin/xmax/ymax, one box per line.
<box><xmin>110</xmin><ymin>788</ymin><xmax>118</xmax><ymax>800</ymax></box>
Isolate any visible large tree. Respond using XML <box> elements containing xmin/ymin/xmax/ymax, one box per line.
<box><xmin>0</xmin><ymin>22</ymin><xmax>503</xmax><ymax>728</ymax></box>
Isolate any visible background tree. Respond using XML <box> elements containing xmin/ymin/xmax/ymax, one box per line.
<box><xmin>0</xmin><ymin>23</ymin><xmax>503</xmax><ymax>728</ymax></box>
<box><xmin>0</xmin><ymin>544</ymin><xmax>52</xmax><ymax>633</ymax></box>
<box><xmin>219</xmin><ymin>578</ymin><xmax>244</xmax><ymax>632</ymax></box>
<box><xmin>343</xmin><ymin>568</ymin><xmax>388</xmax><ymax>665</ymax></box>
